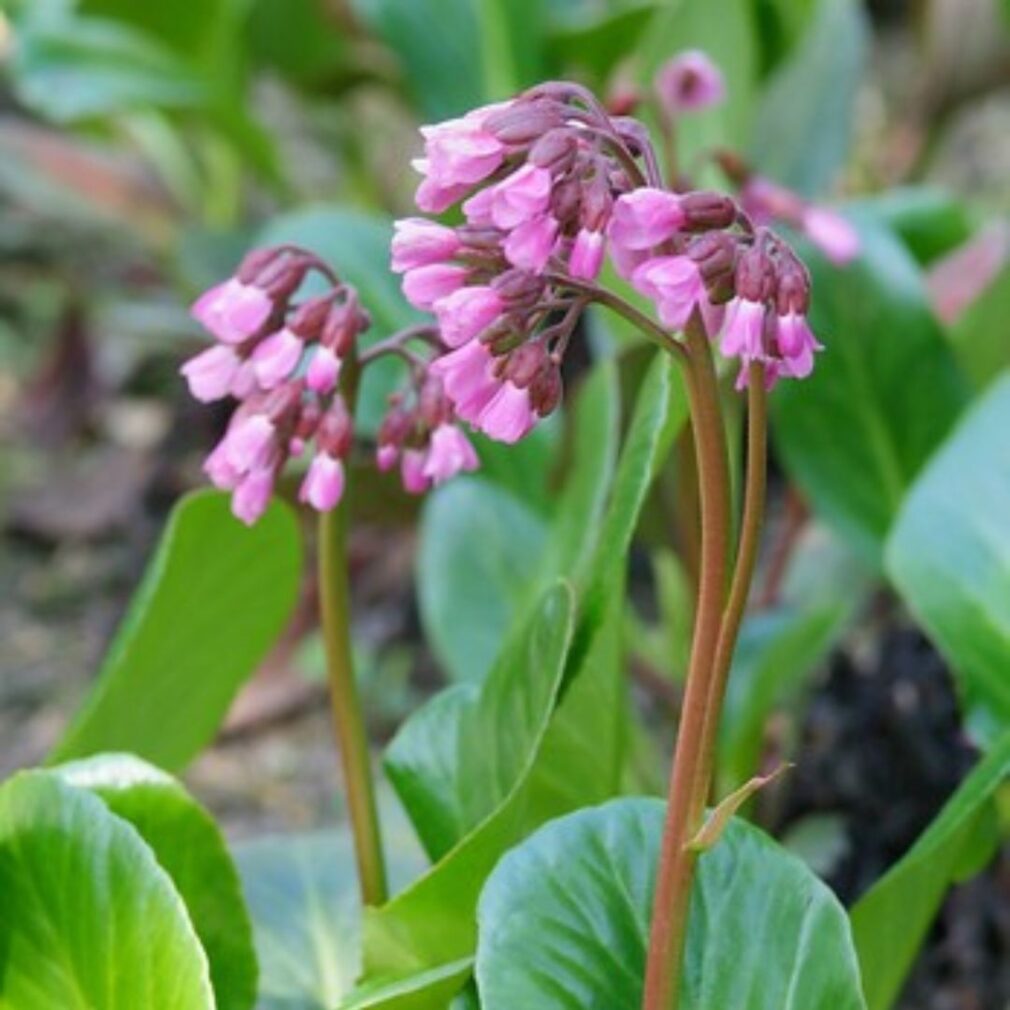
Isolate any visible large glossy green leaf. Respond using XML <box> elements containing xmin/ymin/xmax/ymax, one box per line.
<box><xmin>52</xmin><ymin>490</ymin><xmax>301</xmax><ymax>770</ymax></box>
<box><xmin>386</xmin><ymin>580</ymin><xmax>574</xmax><ymax>859</ymax></box>
<box><xmin>851</xmin><ymin>731</ymin><xmax>1010</xmax><ymax>1010</ymax></box>
<box><xmin>237</xmin><ymin>831</ymin><xmax>359</xmax><ymax>1010</ymax></box>
<box><xmin>0</xmin><ymin>770</ymin><xmax>215</xmax><ymax>1010</ymax></box>
<box><xmin>255</xmin><ymin>206</ymin><xmax>423</xmax><ymax>436</ymax></box>
<box><xmin>55</xmin><ymin>754</ymin><xmax>257</xmax><ymax>1010</ymax></box>
<box><xmin>750</xmin><ymin>0</ymin><xmax>868</xmax><ymax>196</ymax></box>
<box><xmin>233</xmin><ymin>792</ymin><xmax>429</xmax><ymax>1010</ymax></box>
<box><xmin>352</xmin><ymin>0</ymin><xmax>484</xmax><ymax>119</ymax></box>
<box><xmin>417</xmin><ymin>479</ymin><xmax>547</xmax><ymax>684</ymax></box>
<box><xmin>365</xmin><ymin>584</ymin><xmax>575</xmax><ymax>988</ymax></box>
<box><xmin>478</xmin><ymin>0</ymin><xmax>547</xmax><ymax>97</ymax></box>
<box><xmin>772</xmin><ymin>214</ymin><xmax>967</xmax><ymax>562</ymax></box>
<box><xmin>886</xmin><ymin>373</ymin><xmax>1010</xmax><ymax>742</ymax></box>
<box><xmin>476</xmin><ymin>798</ymin><xmax>867</xmax><ymax>1009</ymax></box>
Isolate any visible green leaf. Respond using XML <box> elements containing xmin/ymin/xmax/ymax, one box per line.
<box><xmin>341</xmin><ymin>959</ymin><xmax>473</xmax><ymax>1010</ymax></box>
<box><xmin>852</xmin><ymin>188</ymin><xmax>972</xmax><ymax>265</ymax></box>
<box><xmin>54</xmin><ymin>753</ymin><xmax>257</xmax><ymax>1010</ymax></box>
<box><xmin>948</xmin><ymin>263</ymin><xmax>1010</xmax><ymax>388</ymax></box>
<box><xmin>545</xmin><ymin>3</ymin><xmax>659</xmax><ymax>84</ymax></box>
<box><xmin>366</xmin><ymin>584</ymin><xmax>576</xmax><ymax>983</ymax></box>
<box><xmin>417</xmin><ymin>360</ymin><xmax>620</xmax><ymax>684</ymax></box>
<box><xmin>886</xmin><ymin>373</ymin><xmax>1010</xmax><ymax>743</ymax></box>
<box><xmin>236</xmin><ymin>831</ymin><xmax>360</xmax><ymax>1010</ymax></box>
<box><xmin>478</xmin><ymin>0</ymin><xmax>547</xmax><ymax>96</ymax></box>
<box><xmin>528</xmin><ymin>355</ymin><xmax>683</xmax><ymax>822</ymax></box>
<box><xmin>233</xmin><ymin>795</ymin><xmax>429</xmax><ymax>1010</ymax></box>
<box><xmin>387</xmin><ymin>576</ymin><xmax>572</xmax><ymax>859</ymax></box>
<box><xmin>255</xmin><ymin>206</ymin><xmax>423</xmax><ymax>436</ymax></box>
<box><xmin>9</xmin><ymin>13</ymin><xmax>208</xmax><ymax>122</ymax></box>
<box><xmin>689</xmin><ymin>764</ymin><xmax>793</xmax><ymax>852</ymax></box>
<box><xmin>771</xmin><ymin>213</ymin><xmax>967</xmax><ymax>562</ymax></box>
<box><xmin>476</xmin><ymin>798</ymin><xmax>867</xmax><ymax>1009</ymax></box>
<box><xmin>0</xmin><ymin>770</ymin><xmax>215</xmax><ymax>1009</ymax></box>
<box><xmin>52</xmin><ymin>490</ymin><xmax>301</xmax><ymax>771</ymax></box>
<box><xmin>750</xmin><ymin>0</ymin><xmax>868</xmax><ymax>197</ymax></box>
<box><xmin>352</xmin><ymin>0</ymin><xmax>485</xmax><ymax>119</ymax></box>
<box><xmin>417</xmin><ymin>478</ymin><xmax>547</xmax><ymax>684</ymax></box>
<box><xmin>851</xmin><ymin>731</ymin><xmax>1010</xmax><ymax>1010</ymax></box>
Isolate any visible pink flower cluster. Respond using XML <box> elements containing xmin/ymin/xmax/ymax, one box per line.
<box><xmin>607</xmin><ymin>187</ymin><xmax>821</xmax><ymax>385</ymax></box>
<box><xmin>183</xmin><ymin>248</ymin><xmax>369</xmax><ymax>524</ymax></box>
<box><xmin>185</xmin><ymin>246</ymin><xmax>485</xmax><ymax>523</ymax></box>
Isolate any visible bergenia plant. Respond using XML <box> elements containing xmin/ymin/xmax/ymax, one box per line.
<box><xmin>181</xmin><ymin>76</ymin><xmax>825</xmax><ymax>1007</ymax></box>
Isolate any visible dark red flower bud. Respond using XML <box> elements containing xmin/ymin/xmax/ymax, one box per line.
<box><xmin>502</xmin><ymin>341</ymin><xmax>548</xmax><ymax>388</ymax></box>
<box><xmin>681</xmin><ymin>191</ymin><xmax>737</xmax><ymax>231</ymax></box>
<box><xmin>492</xmin><ymin>269</ymin><xmax>546</xmax><ymax>309</ymax></box>
<box><xmin>734</xmin><ymin>243</ymin><xmax>776</xmax><ymax>303</ymax></box>
<box><xmin>580</xmin><ymin>173</ymin><xmax>613</xmax><ymax>232</ymax></box>
<box><xmin>237</xmin><ymin>246</ymin><xmax>284</xmax><ymax>285</ymax></box>
<box><xmin>418</xmin><ymin>374</ymin><xmax>450</xmax><ymax>427</ymax></box>
<box><xmin>485</xmin><ymin>99</ymin><xmax>566</xmax><ymax>144</ymax></box>
<box><xmin>775</xmin><ymin>258</ymin><xmax>811</xmax><ymax>315</ymax></box>
<box><xmin>529</xmin><ymin>361</ymin><xmax>563</xmax><ymax>416</ymax></box>
<box><xmin>288</xmin><ymin>295</ymin><xmax>333</xmax><ymax>339</ymax></box>
<box><xmin>688</xmin><ymin>232</ymin><xmax>737</xmax><ymax>283</ymax></box>
<box><xmin>550</xmin><ymin>177</ymin><xmax>583</xmax><ymax>222</ymax></box>
<box><xmin>529</xmin><ymin>128</ymin><xmax>579</xmax><ymax>173</ymax></box>
<box><xmin>317</xmin><ymin>396</ymin><xmax>354</xmax><ymax>458</ymax></box>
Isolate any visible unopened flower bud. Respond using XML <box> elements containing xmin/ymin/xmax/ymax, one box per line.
<box><xmin>295</xmin><ymin>401</ymin><xmax>322</xmax><ymax>442</ymax></box>
<box><xmin>378</xmin><ymin>403</ymin><xmax>413</xmax><ymax>451</ymax></box>
<box><xmin>236</xmin><ymin>246</ymin><xmax>284</xmax><ymax>285</ymax></box>
<box><xmin>550</xmin><ymin>177</ymin><xmax>583</xmax><ymax>222</ymax></box>
<box><xmin>529</xmin><ymin>361</ymin><xmax>563</xmax><ymax>416</ymax></box>
<box><xmin>289</xmin><ymin>295</ymin><xmax>334</xmax><ymax>339</ymax></box>
<box><xmin>257</xmin><ymin>252</ymin><xmax>311</xmax><ymax>302</ymax></box>
<box><xmin>681</xmin><ymin>191</ymin><xmax>736</xmax><ymax>231</ymax></box>
<box><xmin>775</xmin><ymin>259</ymin><xmax>811</xmax><ymax>316</ymax></box>
<box><xmin>492</xmin><ymin>268</ymin><xmax>546</xmax><ymax>309</ymax></box>
<box><xmin>482</xmin><ymin>99</ymin><xmax>565</xmax><ymax>145</ymax></box>
<box><xmin>485</xmin><ymin>99</ymin><xmax>566</xmax><ymax>144</ymax></box>
<box><xmin>688</xmin><ymin>232</ymin><xmax>737</xmax><ymax>283</ymax></box>
<box><xmin>321</xmin><ymin>301</ymin><xmax>360</xmax><ymax>357</ymax></box>
<box><xmin>734</xmin><ymin>243</ymin><xmax>776</xmax><ymax>303</ymax></box>
<box><xmin>580</xmin><ymin>173</ymin><xmax>613</xmax><ymax>232</ymax></box>
<box><xmin>480</xmin><ymin>319</ymin><xmax>526</xmax><ymax>356</ymax></box>
<box><xmin>502</xmin><ymin>341</ymin><xmax>547</xmax><ymax>388</ymax></box>
<box><xmin>317</xmin><ymin>396</ymin><xmax>354</xmax><ymax>458</ymax></box>
<box><xmin>418</xmin><ymin>375</ymin><xmax>450</xmax><ymax>427</ymax></box>
<box><xmin>528</xmin><ymin>128</ymin><xmax>578</xmax><ymax>173</ymax></box>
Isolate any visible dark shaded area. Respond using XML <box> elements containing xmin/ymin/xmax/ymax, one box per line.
<box><xmin>781</xmin><ymin>619</ymin><xmax>1010</xmax><ymax>1009</ymax></box>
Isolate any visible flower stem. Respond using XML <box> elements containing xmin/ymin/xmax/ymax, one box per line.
<box><xmin>643</xmin><ymin>318</ymin><xmax>732</xmax><ymax>1010</ymax></box>
<box><xmin>696</xmin><ymin>361</ymin><xmax>768</xmax><ymax>798</ymax></box>
<box><xmin>642</xmin><ymin>357</ymin><xmax>769</xmax><ymax>1010</ymax></box>
<box><xmin>317</xmin><ymin>368</ymin><xmax>388</xmax><ymax>907</ymax></box>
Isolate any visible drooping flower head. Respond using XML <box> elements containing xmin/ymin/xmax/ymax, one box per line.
<box><xmin>184</xmin><ymin>245</ymin><xmax>481</xmax><ymax>523</ymax></box>
<box><xmin>396</xmin><ymin>78</ymin><xmax>822</xmax><ymax>428</ymax></box>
